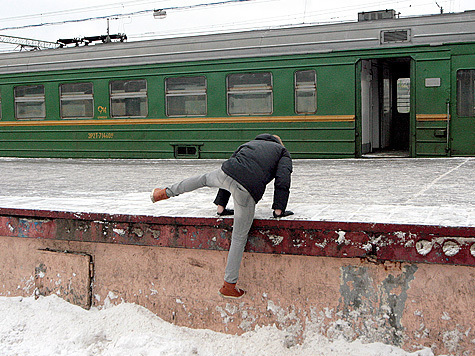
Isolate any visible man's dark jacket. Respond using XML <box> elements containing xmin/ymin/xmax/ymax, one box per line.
<box><xmin>214</xmin><ymin>133</ymin><xmax>292</xmax><ymax>211</ymax></box>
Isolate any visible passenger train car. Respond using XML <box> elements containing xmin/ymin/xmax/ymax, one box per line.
<box><xmin>0</xmin><ymin>10</ymin><xmax>474</xmax><ymax>159</ymax></box>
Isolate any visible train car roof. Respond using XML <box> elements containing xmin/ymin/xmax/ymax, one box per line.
<box><xmin>0</xmin><ymin>10</ymin><xmax>474</xmax><ymax>75</ymax></box>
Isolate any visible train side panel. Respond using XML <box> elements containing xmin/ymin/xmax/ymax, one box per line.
<box><xmin>0</xmin><ymin>56</ymin><xmax>357</xmax><ymax>159</ymax></box>
<box><xmin>0</xmin><ymin>44</ymin><xmax>474</xmax><ymax>158</ymax></box>
<box><xmin>414</xmin><ymin>52</ymin><xmax>452</xmax><ymax>157</ymax></box>
<box><xmin>451</xmin><ymin>48</ymin><xmax>475</xmax><ymax>156</ymax></box>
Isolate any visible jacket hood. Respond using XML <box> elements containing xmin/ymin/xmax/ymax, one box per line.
<box><xmin>255</xmin><ymin>133</ymin><xmax>281</xmax><ymax>145</ymax></box>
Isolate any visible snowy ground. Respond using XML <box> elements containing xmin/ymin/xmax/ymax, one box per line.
<box><xmin>0</xmin><ymin>157</ymin><xmax>473</xmax><ymax>226</ymax></box>
<box><xmin>0</xmin><ymin>295</ymin><xmax>435</xmax><ymax>356</ymax></box>
<box><xmin>0</xmin><ymin>157</ymin><xmax>472</xmax><ymax>355</ymax></box>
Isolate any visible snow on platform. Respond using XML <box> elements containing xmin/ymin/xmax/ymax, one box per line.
<box><xmin>0</xmin><ymin>157</ymin><xmax>473</xmax><ymax>227</ymax></box>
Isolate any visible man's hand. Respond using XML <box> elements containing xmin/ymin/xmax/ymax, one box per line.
<box><xmin>273</xmin><ymin>210</ymin><xmax>294</xmax><ymax>218</ymax></box>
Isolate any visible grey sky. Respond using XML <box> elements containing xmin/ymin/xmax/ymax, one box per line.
<box><xmin>0</xmin><ymin>0</ymin><xmax>473</xmax><ymax>51</ymax></box>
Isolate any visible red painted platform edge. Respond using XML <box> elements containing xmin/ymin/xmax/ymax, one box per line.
<box><xmin>1</xmin><ymin>208</ymin><xmax>474</xmax><ymax>266</ymax></box>
<box><xmin>0</xmin><ymin>207</ymin><xmax>473</xmax><ymax>236</ymax></box>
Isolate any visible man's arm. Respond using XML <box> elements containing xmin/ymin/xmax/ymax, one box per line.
<box><xmin>214</xmin><ymin>188</ymin><xmax>231</xmax><ymax>207</ymax></box>
<box><xmin>272</xmin><ymin>150</ymin><xmax>292</xmax><ymax>212</ymax></box>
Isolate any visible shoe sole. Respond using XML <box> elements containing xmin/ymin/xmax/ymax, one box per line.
<box><xmin>218</xmin><ymin>291</ymin><xmax>245</xmax><ymax>299</ymax></box>
<box><xmin>150</xmin><ymin>190</ymin><xmax>157</xmax><ymax>203</ymax></box>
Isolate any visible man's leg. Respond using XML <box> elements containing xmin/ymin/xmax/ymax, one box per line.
<box><xmin>166</xmin><ymin>169</ymin><xmax>226</xmax><ymax>197</ymax></box>
<box><xmin>167</xmin><ymin>171</ymin><xmax>255</xmax><ymax>284</ymax></box>
<box><xmin>223</xmin><ymin>182</ymin><xmax>255</xmax><ymax>284</ymax></box>
<box><xmin>153</xmin><ymin>169</ymin><xmax>255</xmax><ymax>298</ymax></box>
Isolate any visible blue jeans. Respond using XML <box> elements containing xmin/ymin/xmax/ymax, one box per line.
<box><xmin>167</xmin><ymin>169</ymin><xmax>256</xmax><ymax>284</ymax></box>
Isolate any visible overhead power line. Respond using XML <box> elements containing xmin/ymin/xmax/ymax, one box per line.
<box><xmin>127</xmin><ymin>0</ymin><xmax>436</xmax><ymax>41</ymax></box>
<box><xmin>0</xmin><ymin>0</ymin><xmax>255</xmax><ymax>32</ymax></box>
<box><xmin>0</xmin><ymin>0</ymin><xmax>161</xmax><ymax>23</ymax></box>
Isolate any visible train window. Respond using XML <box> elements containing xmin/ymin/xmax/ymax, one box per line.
<box><xmin>60</xmin><ymin>83</ymin><xmax>94</xmax><ymax>119</ymax></box>
<box><xmin>295</xmin><ymin>70</ymin><xmax>317</xmax><ymax>114</ymax></box>
<box><xmin>14</xmin><ymin>85</ymin><xmax>45</xmax><ymax>120</ymax></box>
<box><xmin>166</xmin><ymin>76</ymin><xmax>207</xmax><ymax>117</ymax></box>
<box><xmin>396</xmin><ymin>78</ymin><xmax>410</xmax><ymax>114</ymax></box>
<box><xmin>227</xmin><ymin>72</ymin><xmax>273</xmax><ymax>115</ymax></box>
<box><xmin>110</xmin><ymin>79</ymin><xmax>148</xmax><ymax>118</ymax></box>
<box><xmin>457</xmin><ymin>70</ymin><xmax>475</xmax><ymax>117</ymax></box>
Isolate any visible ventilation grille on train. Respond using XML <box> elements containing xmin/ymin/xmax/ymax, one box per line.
<box><xmin>358</xmin><ymin>10</ymin><xmax>397</xmax><ymax>21</ymax></box>
<box><xmin>170</xmin><ymin>143</ymin><xmax>203</xmax><ymax>158</ymax></box>
<box><xmin>381</xmin><ymin>29</ymin><xmax>411</xmax><ymax>43</ymax></box>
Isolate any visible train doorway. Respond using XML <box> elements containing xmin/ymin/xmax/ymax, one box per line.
<box><xmin>359</xmin><ymin>57</ymin><xmax>412</xmax><ymax>157</ymax></box>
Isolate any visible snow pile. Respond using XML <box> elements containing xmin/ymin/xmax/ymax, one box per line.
<box><xmin>0</xmin><ymin>295</ymin><xmax>435</xmax><ymax>356</ymax></box>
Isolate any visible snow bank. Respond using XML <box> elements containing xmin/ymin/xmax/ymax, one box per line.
<box><xmin>0</xmin><ymin>295</ymin><xmax>435</xmax><ymax>356</ymax></box>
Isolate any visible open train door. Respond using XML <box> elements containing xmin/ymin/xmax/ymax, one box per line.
<box><xmin>358</xmin><ymin>57</ymin><xmax>413</xmax><ymax>157</ymax></box>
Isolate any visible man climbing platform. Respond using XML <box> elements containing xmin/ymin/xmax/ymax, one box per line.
<box><xmin>151</xmin><ymin>133</ymin><xmax>293</xmax><ymax>299</ymax></box>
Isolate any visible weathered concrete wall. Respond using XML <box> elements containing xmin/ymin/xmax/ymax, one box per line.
<box><xmin>0</xmin><ymin>208</ymin><xmax>474</xmax><ymax>266</ymax></box>
<box><xmin>1</xmin><ymin>208</ymin><xmax>474</xmax><ymax>354</ymax></box>
<box><xmin>1</xmin><ymin>235</ymin><xmax>473</xmax><ymax>355</ymax></box>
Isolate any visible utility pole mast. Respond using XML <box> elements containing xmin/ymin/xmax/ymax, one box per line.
<box><xmin>435</xmin><ymin>1</ymin><xmax>444</xmax><ymax>14</ymax></box>
<box><xmin>0</xmin><ymin>34</ymin><xmax>59</xmax><ymax>51</ymax></box>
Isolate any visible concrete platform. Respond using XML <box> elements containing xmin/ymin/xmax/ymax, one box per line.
<box><xmin>0</xmin><ymin>208</ymin><xmax>474</xmax><ymax>354</ymax></box>
<box><xmin>0</xmin><ymin>157</ymin><xmax>474</xmax><ymax>354</ymax></box>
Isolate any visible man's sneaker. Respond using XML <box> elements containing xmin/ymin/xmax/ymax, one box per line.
<box><xmin>150</xmin><ymin>188</ymin><xmax>169</xmax><ymax>203</ymax></box>
<box><xmin>218</xmin><ymin>281</ymin><xmax>245</xmax><ymax>299</ymax></box>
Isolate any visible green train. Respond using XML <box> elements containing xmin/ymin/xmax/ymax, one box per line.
<box><xmin>0</xmin><ymin>10</ymin><xmax>474</xmax><ymax>159</ymax></box>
